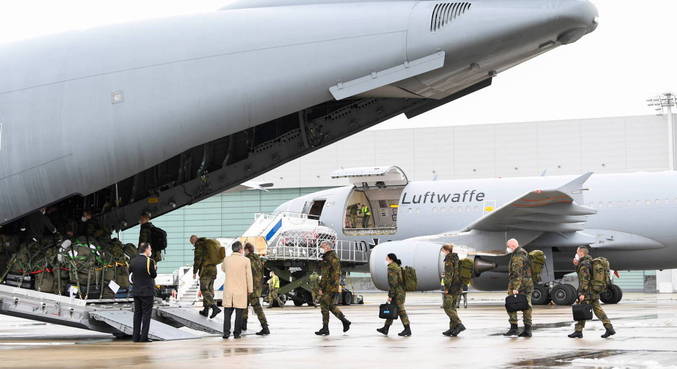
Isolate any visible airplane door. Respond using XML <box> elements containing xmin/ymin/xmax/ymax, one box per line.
<box><xmin>308</xmin><ymin>200</ymin><xmax>326</xmax><ymax>220</ymax></box>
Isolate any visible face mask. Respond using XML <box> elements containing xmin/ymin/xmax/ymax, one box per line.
<box><xmin>505</xmin><ymin>247</ymin><xmax>513</xmax><ymax>254</ymax></box>
<box><xmin>81</xmin><ymin>217</ymin><xmax>87</xmax><ymax>222</ymax></box>
<box><xmin>574</xmin><ymin>254</ymin><xmax>580</xmax><ymax>261</ymax></box>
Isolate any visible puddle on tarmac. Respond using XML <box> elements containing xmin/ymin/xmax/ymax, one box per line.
<box><xmin>509</xmin><ymin>350</ymin><xmax>627</xmax><ymax>368</ymax></box>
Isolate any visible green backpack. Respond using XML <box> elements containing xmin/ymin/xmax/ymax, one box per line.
<box><xmin>590</xmin><ymin>257</ymin><xmax>611</xmax><ymax>294</ymax></box>
<box><xmin>401</xmin><ymin>266</ymin><xmax>418</xmax><ymax>291</ymax></box>
<box><xmin>204</xmin><ymin>239</ymin><xmax>224</xmax><ymax>266</ymax></box>
<box><xmin>458</xmin><ymin>258</ymin><xmax>474</xmax><ymax>287</ymax></box>
<box><xmin>528</xmin><ymin>250</ymin><xmax>546</xmax><ymax>283</ymax></box>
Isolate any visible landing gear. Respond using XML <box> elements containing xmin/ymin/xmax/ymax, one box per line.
<box><xmin>531</xmin><ymin>284</ymin><xmax>552</xmax><ymax>305</ymax></box>
<box><xmin>600</xmin><ymin>284</ymin><xmax>623</xmax><ymax>304</ymax></box>
<box><xmin>550</xmin><ymin>284</ymin><xmax>577</xmax><ymax>306</ymax></box>
<box><xmin>342</xmin><ymin>291</ymin><xmax>353</xmax><ymax>306</ymax></box>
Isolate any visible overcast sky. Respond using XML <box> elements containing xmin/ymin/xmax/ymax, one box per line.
<box><xmin>0</xmin><ymin>0</ymin><xmax>674</xmax><ymax>129</ymax></box>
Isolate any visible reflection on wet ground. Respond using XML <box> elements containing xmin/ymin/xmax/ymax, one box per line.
<box><xmin>0</xmin><ymin>292</ymin><xmax>676</xmax><ymax>369</ymax></box>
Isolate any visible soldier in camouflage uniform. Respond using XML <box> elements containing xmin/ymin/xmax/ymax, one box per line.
<box><xmin>315</xmin><ymin>241</ymin><xmax>351</xmax><ymax>336</ymax></box>
<box><xmin>504</xmin><ymin>238</ymin><xmax>534</xmax><ymax>337</ymax></box>
<box><xmin>191</xmin><ymin>235</ymin><xmax>221</xmax><ymax>319</ymax></box>
<box><xmin>308</xmin><ymin>272</ymin><xmax>320</xmax><ymax>307</ymax></box>
<box><xmin>441</xmin><ymin>244</ymin><xmax>465</xmax><ymax>337</ymax></box>
<box><xmin>377</xmin><ymin>253</ymin><xmax>411</xmax><ymax>336</ymax></box>
<box><xmin>138</xmin><ymin>212</ymin><xmax>163</xmax><ymax>262</ymax></box>
<box><xmin>569</xmin><ymin>246</ymin><xmax>615</xmax><ymax>339</ymax></box>
<box><xmin>243</xmin><ymin>243</ymin><xmax>270</xmax><ymax>335</ymax></box>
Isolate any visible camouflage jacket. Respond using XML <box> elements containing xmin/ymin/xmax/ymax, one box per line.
<box><xmin>507</xmin><ymin>247</ymin><xmax>534</xmax><ymax>294</ymax></box>
<box><xmin>576</xmin><ymin>255</ymin><xmax>594</xmax><ymax>297</ymax></box>
<box><xmin>387</xmin><ymin>262</ymin><xmax>405</xmax><ymax>299</ymax></box>
<box><xmin>246</xmin><ymin>252</ymin><xmax>265</xmax><ymax>297</ymax></box>
<box><xmin>193</xmin><ymin>237</ymin><xmax>206</xmax><ymax>274</ymax></box>
<box><xmin>443</xmin><ymin>253</ymin><xmax>462</xmax><ymax>294</ymax></box>
<box><xmin>319</xmin><ymin>250</ymin><xmax>341</xmax><ymax>293</ymax></box>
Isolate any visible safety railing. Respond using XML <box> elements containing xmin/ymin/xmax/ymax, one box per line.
<box><xmin>266</xmin><ymin>239</ymin><xmax>368</xmax><ymax>264</ymax></box>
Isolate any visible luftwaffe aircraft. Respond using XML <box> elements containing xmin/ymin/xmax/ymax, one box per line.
<box><xmin>0</xmin><ymin>0</ymin><xmax>598</xmax><ymax>238</ymax></box>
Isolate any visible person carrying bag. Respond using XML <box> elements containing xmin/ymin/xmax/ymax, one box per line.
<box><xmin>376</xmin><ymin>253</ymin><xmax>411</xmax><ymax>337</ymax></box>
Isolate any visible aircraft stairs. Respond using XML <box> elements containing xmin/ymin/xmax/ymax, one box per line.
<box><xmin>0</xmin><ymin>284</ymin><xmax>225</xmax><ymax>340</ymax></box>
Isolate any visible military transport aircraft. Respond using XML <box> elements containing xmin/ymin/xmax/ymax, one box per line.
<box><xmin>272</xmin><ymin>167</ymin><xmax>677</xmax><ymax>305</ymax></box>
<box><xmin>0</xmin><ymin>0</ymin><xmax>598</xmax><ymax>240</ymax></box>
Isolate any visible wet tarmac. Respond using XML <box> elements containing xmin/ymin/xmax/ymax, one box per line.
<box><xmin>1</xmin><ymin>292</ymin><xmax>677</xmax><ymax>369</ymax></box>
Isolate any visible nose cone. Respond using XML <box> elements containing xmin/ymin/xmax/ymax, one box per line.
<box><xmin>556</xmin><ymin>0</ymin><xmax>599</xmax><ymax>44</ymax></box>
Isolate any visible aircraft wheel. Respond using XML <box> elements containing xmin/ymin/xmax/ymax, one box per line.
<box><xmin>342</xmin><ymin>291</ymin><xmax>353</xmax><ymax>306</ymax></box>
<box><xmin>600</xmin><ymin>284</ymin><xmax>623</xmax><ymax>304</ymax></box>
<box><xmin>551</xmin><ymin>284</ymin><xmax>577</xmax><ymax>305</ymax></box>
<box><xmin>531</xmin><ymin>284</ymin><xmax>551</xmax><ymax>305</ymax></box>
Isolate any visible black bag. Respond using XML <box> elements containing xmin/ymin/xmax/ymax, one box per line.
<box><xmin>505</xmin><ymin>294</ymin><xmax>529</xmax><ymax>313</ymax></box>
<box><xmin>572</xmin><ymin>303</ymin><xmax>593</xmax><ymax>321</ymax></box>
<box><xmin>149</xmin><ymin>226</ymin><xmax>167</xmax><ymax>251</ymax></box>
<box><xmin>379</xmin><ymin>303</ymin><xmax>399</xmax><ymax>320</ymax></box>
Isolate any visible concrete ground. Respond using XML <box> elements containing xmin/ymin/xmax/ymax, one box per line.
<box><xmin>1</xmin><ymin>292</ymin><xmax>677</xmax><ymax>369</ymax></box>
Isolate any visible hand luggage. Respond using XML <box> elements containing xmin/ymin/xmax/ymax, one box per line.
<box><xmin>379</xmin><ymin>303</ymin><xmax>399</xmax><ymax>319</ymax></box>
<box><xmin>572</xmin><ymin>303</ymin><xmax>593</xmax><ymax>321</ymax></box>
<box><xmin>505</xmin><ymin>294</ymin><xmax>529</xmax><ymax>312</ymax></box>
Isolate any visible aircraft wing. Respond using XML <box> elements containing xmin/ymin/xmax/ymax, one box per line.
<box><xmin>462</xmin><ymin>172</ymin><xmax>596</xmax><ymax>233</ymax></box>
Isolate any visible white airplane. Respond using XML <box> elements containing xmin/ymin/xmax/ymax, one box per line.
<box><xmin>268</xmin><ymin>166</ymin><xmax>677</xmax><ymax>305</ymax></box>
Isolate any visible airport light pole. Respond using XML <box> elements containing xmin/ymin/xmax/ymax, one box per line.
<box><xmin>648</xmin><ymin>93</ymin><xmax>677</xmax><ymax>293</ymax></box>
<box><xmin>647</xmin><ymin>93</ymin><xmax>677</xmax><ymax>170</ymax></box>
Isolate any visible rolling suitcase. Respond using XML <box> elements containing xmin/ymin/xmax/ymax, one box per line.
<box><xmin>572</xmin><ymin>303</ymin><xmax>593</xmax><ymax>321</ymax></box>
<box><xmin>505</xmin><ymin>294</ymin><xmax>529</xmax><ymax>312</ymax></box>
<box><xmin>379</xmin><ymin>303</ymin><xmax>399</xmax><ymax>320</ymax></box>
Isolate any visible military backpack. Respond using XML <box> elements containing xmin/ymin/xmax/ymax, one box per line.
<box><xmin>528</xmin><ymin>250</ymin><xmax>546</xmax><ymax>283</ymax></box>
<box><xmin>458</xmin><ymin>258</ymin><xmax>474</xmax><ymax>287</ymax></box>
<box><xmin>204</xmin><ymin>239</ymin><xmax>224</xmax><ymax>266</ymax></box>
<box><xmin>401</xmin><ymin>265</ymin><xmax>417</xmax><ymax>291</ymax></box>
<box><xmin>149</xmin><ymin>225</ymin><xmax>167</xmax><ymax>251</ymax></box>
<box><xmin>590</xmin><ymin>257</ymin><xmax>611</xmax><ymax>294</ymax></box>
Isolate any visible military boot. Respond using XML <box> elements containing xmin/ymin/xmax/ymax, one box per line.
<box><xmin>241</xmin><ymin>318</ymin><xmax>248</xmax><ymax>331</ymax></box>
<box><xmin>398</xmin><ymin>325</ymin><xmax>412</xmax><ymax>337</ymax></box>
<box><xmin>315</xmin><ymin>325</ymin><xmax>329</xmax><ymax>336</ymax></box>
<box><xmin>518</xmin><ymin>325</ymin><xmax>532</xmax><ymax>337</ymax></box>
<box><xmin>377</xmin><ymin>325</ymin><xmax>390</xmax><ymax>336</ymax></box>
<box><xmin>451</xmin><ymin>323</ymin><xmax>466</xmax><ymax>337</ymax></box>
<box><xmin>442</xmin><ymin>328</ymin><xmax>453</xmax><ymax>337</ymax></box>
<box><xmin>503</xmin><ymin>324</ymin><xmax>518</xmax><ymax>336</ymax></box>
<box><xmin>210</xmin><ymin>305</ymin><xmax>222</xmax><ymax>319</ymax></box>
<box><xmin>340</xmin><ymin>317</ymin><xmax>352</xmax><ymax>332</ymax></box>
<box><xmin>198</xmin><ymin>307</ymin><xmax>209</xmax><ymax>317</ymax></box>
<box><xmin>601</xmin><ymin>324</ymin><xmax>616</xmax><ymax>338</ymax></box>
<box><xmin>568</xmin><ymin>331</ymin><xmax>583</xmax><ymax>338</ymax></box>
<box><xmin>256</xmin><ymin>325</ymin><xmax>270</xmax><ymax>336</ymax></box>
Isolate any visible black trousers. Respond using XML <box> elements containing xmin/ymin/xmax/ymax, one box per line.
<box><xmin>223</xmin><ymin>308</ymin><xmax>244</xmax><ymax>336</ymax></box>
<box><xmin>133</xmin><ymin>296</ymin><xmax>154</xmax><ymax>341</ymax></box>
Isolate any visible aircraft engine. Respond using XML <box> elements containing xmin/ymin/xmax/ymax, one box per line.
<box><xmin>470</xmin><ymin>271</ymin><xmax>509</xmax><ymax>291</ymax></box>
<box><xmin>370</xmin><ymin>240</ymin><xmax>500</xmax><ymax>291</ymax></box>
<box><xmin>370</xmin><ymin>240</ymin><xmax>444</xmax><ymax>291</ymax></box>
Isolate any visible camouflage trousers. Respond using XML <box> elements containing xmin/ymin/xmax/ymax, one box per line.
<box><xmin>443</xmin><ymin>293</ymin><xmax>462</xmax><ymax>328</ymax></box>
<box><xmin>508</xmin><ymin>294</ymin><xmax>532</xmax><ymax>326</ymax></box>
<box><xmin>243</xmin><ymin>293</ymin><xmax>268</xmax><ymax>326</ymax></box>
<box><xmin>320</xmin><ymin>292</ymin><xmax>345</xmax><ymax>325</ymax></box>
<box><xmin>385</xmin><ymin>293</ymin><xmax>410</xmax><ymax>326</ymax></box>
<box><xmin>199</xmin><ymin>265</ymin><xmax>217</xmax><ymax>308</ymax></box>
<box><xmin>575</xmin><ymin>297</ymin><xmax>611</xmax><ymax>331</ymax></box>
